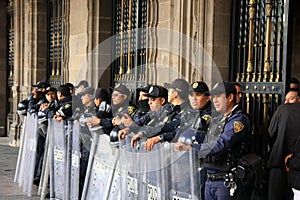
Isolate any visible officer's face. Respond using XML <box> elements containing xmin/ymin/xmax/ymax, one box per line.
<box><xmin>168</xmin><ymin>89</ymin><xmax>177</xmax><ymax>104</ymax></box>
<box><xmin>285</xmin><ymin>91</ymin><xmax>299</xmax><ymax>104</ymax></box>
<box><xmin>139</xmin><ymin>91</ymin><xmax>149</xmax><ymax>101</ymax></box>
<box><xmin>69</xmin><ymin>88</ymin><xmax>74</xmax><ymax>96</ymax></box>
<box><xmin>57</xmin><ymin>91</ymin><xmax>63</xmax><ymax>100</ymax></box>
<box><xmin>46</xmin><ymin>91</ymin><xmax>56</xmax><ymax>103</ymax></box>
<box><xmin>235</xmin><ymin>86</ymin><xmax>242</xmax><ymax>104</ymax></box>
<box><xmin>212</xmin><ymin>93</ymin><xmax>229</xmax><ymax>114</ymax></box>
<box><xmin>189</xmin><ymin>92</ymin><xmax>210</xmax><ymax>110</ymax></box>
<box><xmin>111</xmin><ymin>91</ymin><xmax>126</xmax><ymax>105</ymax></box>
<box><xmin>94</xmin><ymin>98</ymin><xmax>101</xmax><ymax>107</ymax></box>
<box><xmin>148</xmin><ymin>97</ymin><xmax>164</xmax><ymax>111</ymax></box>
<box><xmin>81</xmin><ymin>93</ymin><xmax>93</xmax><ymax>105</ymax></box>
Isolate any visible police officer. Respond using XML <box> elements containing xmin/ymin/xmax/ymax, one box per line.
<box><xmin>73</xmin><ymin>80</ymin><xmax>89</xmax><ymax>115</ymax></box>
<box><xmin>175</xmin><ymin>81</ymin><xmax>251</xmax><ymax>200</ymax></box>
<box><xmin>189</xmin><ymin>81</ymin><xmax>212</xmax><ymax>131</ymax></box>
<box><xmin>37</xmin><ymin>87</ymin><xmax>58</xmax><ymax>130</ymax></box>
<box><xmin>75</xmin><ymin>80</ymin><xmax>89</xmax><ymax>93</ymax></box>
<box><xmin>178</xmin><ymin>81</ymin><xmax>212</xmax><ymax>200</ymax></box>
<box><xmin>34</xmin><ymin>86</ymin><xmax>58</xmax><ymax>185</ymax></box>
<box><xmin>135</xmin><ymin>79</ymin><xmax>195</xmax><ymax>151</ymax></box>
<box><xmin>77</xmin><ymin>86</ymin><xmax>96</xmax><ymax>149</ymax></box>
<box><xmin>118</xmin><ymin>85</ymin><xmax>171</xmax><ymax>142</ymax></box>
<box><xmin>233</xmin><ymin>82</ymin><xmax>243</xmax><ymax>105</ymax></box>
<box><xmin>108</xmin><ymin>83</ymin><xmax>136</xmax><ymax>146</ymax></box>
<box><xmin>76</xmin><ymin>86</ymin><xmax>96</xmax><ymax>198</ymax></box>
<box><xmin>50</xmin><ymin>84</ymin><xmax>73</xmax><ymax>121</ymax></box>
<box><xmin>119</xmin><ymin>85</ymin><xmax>152</xmax><ymax>128</ymax></box>
<box><xmin>28</xmin><ymin>81</ymin><xmax>51</xmax><ymax>114</ymax></box>
<box><xmin>111</xmin><ymin>83</ymin><xmax>136</xmax><ymax>118</ymax></box>
<box><xmin>132</xmin><ymin>85</ymin><xmax>152</xmax><ymax>120</ymax></box>
<box><xmin>86</xmin><ymin>88</ymin><xmax>113</xmax><ymax>134</ymax></box>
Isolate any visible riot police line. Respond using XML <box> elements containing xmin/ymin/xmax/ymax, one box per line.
<box><xmin>14</xmin><ymin>115</ymin><xmax>263</xmax><ymax>200</ymax></box>
<box><xmin>14</xmin><ymin>113</ymin><xmax>208</xmax><ymax>200</ymax></box>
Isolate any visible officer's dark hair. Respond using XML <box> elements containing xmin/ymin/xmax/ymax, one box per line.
<box><xmin>57</xmin><ymin>85</ymin><xmax>71</xmax><ymax>97</ymax></box>
<box><xmin>233</xmin><ymin>82</ymin><xmax>242</xmax><ymax>88</ymax></box>
<box><xmin>290</xmin><ymin>77</ymin><xmax>299</xmax><ymax>85</ymax></box>
<box><xmin>65</xmin><ymin>82</ymin><xmax>74</xmax><ymax>91</ymax></box>
<box><xmin>233</xmin><ymin>82</ymin><xmax>242</xmax><ymax>101</ymax></box>
<box><xmin>225</xmin><ymin>92</ymin><xmax>237</xmax><ymax>104</ymax></box>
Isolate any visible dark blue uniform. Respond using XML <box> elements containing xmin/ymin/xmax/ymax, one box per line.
<box><xmin>127</xmin><ymin>103</ymin><xmax>172</xmax><ymax>133</ymax></box>
<box><xmin>28</xmin><ymin>93</ymin><xmax>47</xmax><ymax>114</ymax></box>
<box><xmin>101</xmin><ymin>102</ymin><xmax>137</xmax><ymax>132</ymax></box>
<box><xmin>191</xmin><ymin>105</ymin><xmax>251</xmax><ymax>200</ymax></box>
<box><xmin>139</xmin><ymin>101</ymin><xmax>195</xmax><ymax>141</ymax></box>
<box><xmin>48</xmin><ymin>96</ymin><xmax>73</xmax><ymax>120</ymax></box>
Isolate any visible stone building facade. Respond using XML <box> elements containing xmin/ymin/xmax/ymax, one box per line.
<box><xmin>0</xmin><ymin>0</ymin><xmax>299</xmax><ymax>156</ymax></box>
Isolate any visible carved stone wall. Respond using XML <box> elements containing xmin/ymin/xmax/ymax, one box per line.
<box><xmin>147</xmin><ymin>0</ymin><xmax>231</xmax><ymax>87</ymax></box>
<box><xmin>67</xmin><ymin>0</ymin><xmax>112</xmax><ymax>89</ymax></box>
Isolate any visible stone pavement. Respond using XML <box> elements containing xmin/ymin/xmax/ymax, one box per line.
<box><xmin>0</xmin><ymin>137</ymin><xmax>40</xmax><ymax>200</ymax></box>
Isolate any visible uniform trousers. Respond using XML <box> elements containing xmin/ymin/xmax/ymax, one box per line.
<box><xmin>205</xmin><ymin>180</ymin><xmax>237</xmax><ymax>200</ymax></box>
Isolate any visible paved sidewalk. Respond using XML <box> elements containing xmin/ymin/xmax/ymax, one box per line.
<box><xmin>0</xmin><ymin>137</ymin><xmax>40</xmax><ymax>200</ymax></box>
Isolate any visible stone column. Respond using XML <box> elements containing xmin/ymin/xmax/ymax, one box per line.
<box><xmin>0</xmin><ymin>1</ymin><xmax>8</xmax><ymax>137</ymax></box>
<box><xmin>10</xmin><ymin>0</ymin><xmax>48</xmax><ymax>146</ymax></box>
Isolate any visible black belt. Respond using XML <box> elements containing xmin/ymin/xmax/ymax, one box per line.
<box><xmin>207</xmin><ymin>172</ymin><xmax>228</xmax><ymax>181</ymax></box>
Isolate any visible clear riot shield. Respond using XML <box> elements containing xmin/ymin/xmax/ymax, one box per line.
<box><xmin>82</xmin><ymin>126</ymin><xmax>120</xmax><ymax>200</ymax></box>
<box><xmin>38</xmin><ymin>124</ymin><xmax>50</xmax><ymax>195</ymax></box>
<box><xmin>69</xmin><ymin>121</ymin><xmax>81</xmax><ymax>200</ymax></box>
<box><xmin>14</xmin><ymin>116</ymin><xmax>27</xmax><ymax>184</ymax></box>
<box><xmin>19</xmin><ymin>113</ymin><xmax>38</xmax><ymax>196</ymax></box>
<box><xmin>119</xmin><ymin>137</ymin><xmax>145</xmax><ymax>200</ymax></box>
<box><xmin>39</xmin><ymin>120</ymin><xmax>52</xmax><ymax>199</ymax></box>
<box><xmin>168</xmin><ymin>143</ymin><xmax>201</xmax><ymax>200</ymax></box>
<box><xmin>49</xmin><ymin>120</ymin><xmax>67</xmax><ymax>200</ymax></box>
<box><xmin>144</xmin><ymin>142</ymin><xmax>165</xmax><ymax>200</ymax></box>
<box><xmin>107</xmin><ymin>156</ymin><xmax>121</xmax><ymax>200</ymax></box>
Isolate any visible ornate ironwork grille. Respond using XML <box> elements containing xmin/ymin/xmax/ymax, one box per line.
<box><xmin>48</xmin><ymin>0</ymin><xmax>63</xmax><ymax>86</ymax></box>
<box><xmin>112</xmin><ymin>0</ymin><xmax>147</xmax><ymax>97</ymax></box>
<box><xmin>230</xmin><ymin>0</ymin><xmax>293</xmax><ymax>158</ymax></box>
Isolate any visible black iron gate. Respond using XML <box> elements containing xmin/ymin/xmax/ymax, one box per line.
<box><xmin>230</xmin><ymin>0</ymin><xmax>294</xmax><ymax>159</ymax></box>
<box><xmin>112</xmin><ymin>0</ymin><xmax>147</xmax><ymax>101</ymax></box>
<box><xmin>48</xmin><ymin>0</ymin><xmax>63</xmax><ymax>87</ymax></box>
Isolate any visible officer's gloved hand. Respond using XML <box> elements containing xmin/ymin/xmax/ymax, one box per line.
<box><xmin>178</xmin><ymin>129</ymin><xmax>206</xmax><ymax>145</ymax></box>
<box><xmin>17</xmin><ymin>102</ymin><xmax>28</xmax><ymax>116</ymax></box>
<box><xmin>79</xmin><ymin>113</ymin><xmax>93</xmax><ymax>126</ymax></box>
<box><xmin>29</xmin><ymin>109</ymin><xmax>37</xmax><ymax>115</ymax></box>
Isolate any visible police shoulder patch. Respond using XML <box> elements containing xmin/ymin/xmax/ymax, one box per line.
<box><xmin>202</xmin><ymin>114</ymin><xmax>212</xmax><ymax>123</ymax></box>
<box><xmin>234</xmin><ymin>121</ymin><xmax>244</xmax><ymax>133</ymax></box>
<box><xmin>128</xmin><ymin>106</ymin><xmax>136</xmax><ymax>115</ymax></box>
<box><xmin>64</xmin><ymin>104</ymin><xmax>71</xmax><ymax>109</ymax></box>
